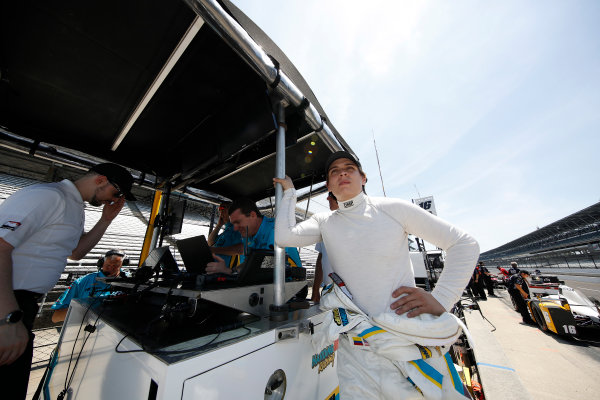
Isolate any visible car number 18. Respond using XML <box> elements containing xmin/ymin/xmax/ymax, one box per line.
<box><xmin>563</xmin><ymin>325</ymin><xmax>577</xmax><ymax>335</ymax></box>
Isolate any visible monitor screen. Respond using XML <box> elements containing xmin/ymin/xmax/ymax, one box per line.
<box><xmin>176</xmin><ymin>235</ymin><xmax>214</xmax><ymax>274</ymax></box>
<box><xmin>166</xmin><ymin>199</ymin><xmax>186</xmax><ymax>236</ymax></box>
<box><xmin>238</xmin><ymin>250</ymin><xmax>274</xmax><ymax>284</ymax></box>
<box><xmin>142</xmin><ymin>246</ymin><xmax>179</xmax><ymax>273</ymax></box>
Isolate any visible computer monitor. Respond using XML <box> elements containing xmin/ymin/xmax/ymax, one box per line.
<box><xmin>237</xmin><ymin>250</ymin><xmax>306</xmax><ymax>285</ymax></box>
<box><xmin>176</xmin><ymin>235</ymin><xmax>214</xmax><ymax>274</ymax></box>
<box><xmin>166</xmin><ymin>199</ymin><xmax>186</xmax><ymax>235</ymax></box>
<box><xmin>142</xmin><ymin>246</ymin><xmax>179</xmax><ymax>273</ymax></box>
<box><xmin>237</xmin><ymin>250</ymin><xmax>276</xmax><ymax>284</ymax></box>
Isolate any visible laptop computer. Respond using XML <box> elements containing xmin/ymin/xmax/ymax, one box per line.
<box><xmin>201</xmin><ymin>249</ymin><xmax>306</xmax><ymax>288</ymax></box>
<box><xmin>175</xmin><ymin>235</ymin><xmax>215</xmax><ymax>274</ymax></box>
<box><xmin>142</xmin><ymin>246</ymin><xmax>179</xmax><ymax>273</ymax></box>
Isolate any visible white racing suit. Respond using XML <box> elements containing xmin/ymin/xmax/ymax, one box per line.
<box><xmin>314</xmin><ymin>276</ymin><xmax>470</xmax><ymax>400</ymax></box>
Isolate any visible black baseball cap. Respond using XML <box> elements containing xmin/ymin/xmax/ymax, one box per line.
<box><xmin>105</xmin><ymin>249</ymin><xmax>126</xmax><ymax>258</ymax></box>
<box><xmin>325</xmin><ymin>151</ymin><xmax>362</xmax><ymax>174</ymax></box>
<box><xmin>90</xmin><ymin>163</ymin><xmax>136</xmax><ymax>201</ymax></box>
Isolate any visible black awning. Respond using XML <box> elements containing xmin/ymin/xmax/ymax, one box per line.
<box><xmin>0</xmin><ymin>0</ymin><xmax>350</xmax><ymax>200</ymax></box>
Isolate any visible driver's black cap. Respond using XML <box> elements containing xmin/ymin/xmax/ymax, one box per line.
<box><xmin>89</xmin><ymin>163</ymin><xmax>136</xmax><ymax>201</ymax></box>
<box><xmin>325</xmin><ymin>151</ymin><xmax>361</xmax><ymax>174</ymax></box>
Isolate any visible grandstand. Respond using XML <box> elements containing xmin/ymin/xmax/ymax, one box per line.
<box><xmin>480</xmin><ymin>201</ymin><xmax>600</xmax><ymax>270</ymax></box>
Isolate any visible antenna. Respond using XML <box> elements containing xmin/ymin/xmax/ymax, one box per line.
<box><xmin>372</xmin><ymin>130</ymin><xmax>386</xmax><ymax>197</ymax></box>
<box><xmin>411</xmin><ymin>184</ymin><xmax>427</xmax><ymax>252</ymax></box>
<box><xmin>414</xmin><ymin>184</ymin><xmax>422</xmax><ymax>200</ymax></box>
<box><xmin>244</xmin><ymin>226</ymin><xmax>249</xmax><ymax>257</ymax></box>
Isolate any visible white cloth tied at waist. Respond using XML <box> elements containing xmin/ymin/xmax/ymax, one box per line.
<box><xmin>315</xmin><ymin>282</ymin><xmax>463</xmax><ymax>360</ymax></box>
<box><xmin>314</xmin><ymin>281</ymin><xmax>470</xmax><ymax>399</ymax></box>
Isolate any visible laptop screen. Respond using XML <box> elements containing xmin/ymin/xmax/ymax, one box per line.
<box><xmin>142</xmin><ymin>246</ymin><xmax>179</xmax><ymax>273</ymax></box>
<box><xmin>176</xmin><ymin>235</ymin><xmax>214</xmax><ymax>274</ymax></box>
<box><xmin>237</xmin><ymin>250</ymin><xmax>275</xmax><ymax>284</ymax></box>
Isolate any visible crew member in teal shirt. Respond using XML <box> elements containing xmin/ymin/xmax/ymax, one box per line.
<box><xmin>208</xmin><ymin>202</ymin><xmax>243</xmax><ymax>268</ymax></box>
<box><xmin>51</xmin><ymin>249</ymin><xmax>126</xmax><ymax>322</ymax></box>
<box><xmin>205</xmin><ymin>198</ymin><xmax>302</xmax><ymax>274</ymax></box>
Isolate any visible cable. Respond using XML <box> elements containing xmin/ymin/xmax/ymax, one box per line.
<box><xmin>114</xmin><ymin>333</ymin><xmax>144</xmax><ymax>354</ymax></box>
<box><xmin>244</xmin><ymin>226</ymin><xmax>249</xmax><ymax>257</ymax></box>
<box><xmin>163</xmin><ymin>273</ymin><xmax>185</xmax><ymax>304</ymax></box>
<box><xmin>458</xmin><ymin>295</ymin><xmax>496</xmax><ymax>332</ymax></box>
<box><xmin>474</xmin><ymin>299</ymin><xmax>496</xmax><ymax>332</ymax></box>
<box><xmin>61</xmin><ymin>298</ymin><xmax>98</xmax><ymax>396</ymax></box>
<box><xmin>116</xmin><ymin>311</ymin><xmax>216</xmax><ymax>354</ymax></box>
<box><xmin>58</xmin><ymin>301</ymin><xmax>104</xmax><ymax>399</ymax></box>
<box><xmin>132</xmin><ymin>278</ymin><xmax>164</xmax><ymax>301</ymax></box>
<box><xmin>115</xmin><ymin>327</ymin><xmax>252</xmax><ymax>355</ymax></box>
<box><xmin>152</xmin><ymin>327</ymin><xmax>252</xmax><ymax>355</ymax></box>
<box><xmin>150</xmin><ymin>330</ymin><xmax>222</xmax><ymax>355</ymax></box>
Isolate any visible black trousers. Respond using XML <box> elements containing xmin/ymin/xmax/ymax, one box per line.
<box><xmin>483</xmin><ymin>276</ymin><xmax>495</xmax><ymax>296</ymax></box>
<box><xmin>470</xmin><ymin>279</ymin><xmax>487</xmax><ymax>299</ymax></box>
<box><xmin>509</xmin><ymin>289</ymin><xmax>533</xmax><ymax>323</ymax></box>
<box><xmin>0</xmin><ymin>290</ymin><xmax>42</xmax><ymax>400</ymax></box>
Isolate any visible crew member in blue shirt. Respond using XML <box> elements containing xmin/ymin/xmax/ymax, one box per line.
<box><xmin>206</xmin><ymin>198</ymin><xmax>302</xmax><ymax>274</ymax></box>
<box><xmin>51</xmin><ymin>249</ymin><xmax>126</xmax><ymax>322</ymax></box>
<box><xmin>207</xmin><ymin>202</ymin><xmax>242</xmax><ymax>269</ymax></box>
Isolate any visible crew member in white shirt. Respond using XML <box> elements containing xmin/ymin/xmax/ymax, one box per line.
<box><xmin>0</xmin><ymin>163</ymin><xmax>135</xmax><ymax>400</ymax></box>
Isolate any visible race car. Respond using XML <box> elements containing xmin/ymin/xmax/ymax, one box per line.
<box><xmin>526</xmin><ymin>276</ymin><xmax>600</xmax><ymax>342</ymax></box>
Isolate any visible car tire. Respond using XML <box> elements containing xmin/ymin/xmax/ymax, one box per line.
<box><xmin>533</xmin><ymin>306</ymin><xmax>548</xmax><ymax>332</ymax></box>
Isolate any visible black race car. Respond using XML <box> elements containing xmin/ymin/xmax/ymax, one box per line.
<box><xmin>527</xmin><ymin>276</ymin><xmax>600</xmax><ymax>342</ymax></box>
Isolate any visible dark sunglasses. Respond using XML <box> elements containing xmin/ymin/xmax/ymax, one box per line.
<box><xmin>107</xmin><ymin>178</ymin><xmax>124</xmax><ymax>198</ymax></box>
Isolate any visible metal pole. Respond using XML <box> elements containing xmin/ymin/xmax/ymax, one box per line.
<box><xmin>158</xmin><ymin>184</ymin><xmax>172</xmax><ymax>248</ymax></box>
<box><xmin>140</xmin><ymin>190</ymin><xmax>163</xmax><ymax>266</ymax></box>
<box><xmin>209</xmin><ymin>204</ymin><xmax>217</xmax><ymax>233</ymax></box>
<box><xmin>272</xmin><ymin>102</ymin><xmax>287</xmax><ymax>321</ymax></box>
<box><xmin>149</xmin><ymin>193</ymin><xmax>166</xmax><ymax>252</ymax></box>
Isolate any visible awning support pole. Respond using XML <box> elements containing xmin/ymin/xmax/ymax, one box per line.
<box><xmin>271</xmin><ymin>102</ymin><xmax>288</xmax><ymax>321</ymax></box>
<box><xmin>140</xmin><ymin>190</ymin><xmax>163</xmax><ymax>266</ymax></box>
<box><xmin>158</xmin><ymin>183</ymin><xmax>172</xmax><ymax>248</ymax></box>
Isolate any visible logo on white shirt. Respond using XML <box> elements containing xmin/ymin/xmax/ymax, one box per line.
<box><xmin>1</xmin><ymin>220</ymin><xmax>21</xmax><ymax>231</ymax></box>
<box><xmin>343</xmin><ymin>200</ymin><xmax>353</xmax><ymax>208</ymax></box>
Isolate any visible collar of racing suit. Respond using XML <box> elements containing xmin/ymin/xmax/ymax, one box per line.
<box><xmin>338</xmin><ymin>192</ymin><xmax>366</xmax><ymax>212</ymax></box>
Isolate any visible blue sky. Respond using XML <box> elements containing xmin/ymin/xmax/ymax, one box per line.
<box><xmin>234</xmin><ymin>1</ymin><xmax>600</xmax><ymax>252</ymax></box>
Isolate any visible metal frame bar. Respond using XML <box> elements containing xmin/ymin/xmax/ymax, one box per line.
<box><xmin>273</xmin><ymin>102</ymin><xmax>286</xmax><ymax>310</ymax></box>
<box><xmin>209</xmin><ymin>132</ymin><xmax>319</xmax><ymax>184</ymax></box>
<box><xmin>183</xmin><ymin>0</ymin><xmax>347</xmax><ymax>155</ymax></box>
<box><xmin>111</xmin><ymin>16</ymin><xmax>206</xmax><ymax>151</ymax></box>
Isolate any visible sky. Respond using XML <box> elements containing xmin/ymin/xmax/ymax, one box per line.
<box><xmin>233</xmin><ymin>0</ymin><xmax>600</xmax><ymax>252</ymax></box>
